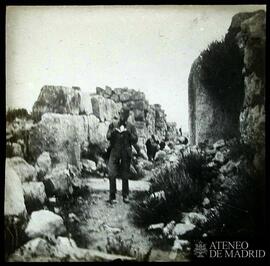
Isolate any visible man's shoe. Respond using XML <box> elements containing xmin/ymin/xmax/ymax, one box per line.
<box><xmin>123</xmin><ymin>196</ymin><xmax>129</xmax><ymax>203</ymax></box>
<box><xmin>107</xmin><ymin>199</ymin><xmax>118</xmax><ymax>205</ymax></box>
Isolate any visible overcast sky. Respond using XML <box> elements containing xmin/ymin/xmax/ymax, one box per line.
<box><xmin>6</xmin><ymin>5</ymin><xmax>265</xmax><ymax>131</ymax></box>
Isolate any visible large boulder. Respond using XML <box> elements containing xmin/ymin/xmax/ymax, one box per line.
<box><xmin>8</xmin><ymin>236</ymin><xmax>135</xmax><ymax>262</ymax></box>
<box><xmin>6</xmin><ymin>157</ymin><xmax>37</xmax><ymax>182</ymax></box>
<box><xmin>32</xmin><ymin>85</ymin><xmax>81</xmax><ymax>121</ymax></box>
<box><xmin>22</xmin><ymin>182</ymin><xmax>47</xmax><ymax>212</ymax></box>
<box><xmin>172</xmin><ymin>223</ymin><xmax>196</xmax><ymax>237</ymax></box>
<box><xmin>25</xmin><ymin>210</ymin><xmax>66</xmax><ymax>239</ymax></box>
<box><xmin>79</xmin><ymin>91</ymin><xmax>93</xmax><ymax>115</ymax></box>
<box><xmin>28</xmin><ymin>114</ymin><xmax>84</xmax><ymax>168</ymax></box>
<box><xmin>5</xmin><ymin>161</ymin><xmax>27</xmax><ymax>217</ymax></box>
<box><xmin>181</xmin><ymin>212</ymin><xmax>207</xmax><ymax>226</ymax></box>
<box><xmin>43</xmin><ymin>164</ymin><xmax>80</xmax><ymax>197</ymax></box>
<box><xmin>91</xmin><ymin>95</ymin><xmax>122</xmax><ymax>122</ymax></box>
<box><xmin>28</xmin><ymin>113</ymin><xmax>109</xmax><ymax>167</ymax></box>
<box><xmin>81</xmin><ymin>159</ymin><xmax>97</xmax><ymax>175</ymax></box>
<box><xmin>35</xmin><ymin>152</ymin><xmax>52</xmax><ymax>180</ymax></box>
<box><xmin>10</xmin><ymin>143</ymin><xmax>23</xmax><ymax>157</ymax></box>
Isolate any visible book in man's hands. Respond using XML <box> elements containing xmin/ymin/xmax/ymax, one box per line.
<box><xmin>115</xmin><ymin>125</ymin><xmax>127</xmax><ymax>133</ymax></box>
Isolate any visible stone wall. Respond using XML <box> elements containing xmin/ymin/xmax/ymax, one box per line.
<box><xmin>92</xmin><ymin>86</ymin><xmax>173</xmax><ymax>147</ymax></box>
<box><xmin>237</xmin><ymin>10</ymin><xmax>265</xmax><ymax>172</ymax></box>
<box><xmin>28</xmin><ymin>85</ymin><xmax>178</xmax><ymax>166</ymax></box>
<box><xmin>188</xmin><ymin>10</ymin><xmax>265</xmax><ymax>148</ymax></box>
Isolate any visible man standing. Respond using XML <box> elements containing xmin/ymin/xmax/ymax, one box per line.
<box><xmin>106</xmin><ymin>108</ymin><xmax>138</xmax><ymax>204</ymax></box>
<box><xmin>145</xmin><ymin>135</ymin><xmax>160</xmax><ymax>161</ymax></box>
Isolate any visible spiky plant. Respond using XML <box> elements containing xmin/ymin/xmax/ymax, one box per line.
<box><xmin>199</xmin><ymin>164</ymin><xmax>265</xmax><ymax>238</ymax></box>
<box><xmin>130</xmin><ymin>152</ymin><xmax>214</xmax><ymax>227</ymax></box>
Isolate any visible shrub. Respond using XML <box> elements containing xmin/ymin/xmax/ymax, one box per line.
<box><xmin>56</xmin><ymin>186</ymin><xmax>92</xmax><ymax>248</ymax></box>
<box><xmin>199</xmin><ymin>164</ymin><xmax>265</xmax><ymax>238</ymax></box>
<box><xmin>227</xmin><ymin>139</ymin><xmax>255</xmax><ymax>162</ymax></box>
<box><xmin>199</xmin><ymin>35</ymin><xmax>244</xmax><ymax>120</ymax></box>
<box><xmin>6</xmin><ymin>108</ymin><xmax>31</xmax><ymax>123</ymax></box>
<box><xmin>130</xmin><ymin>151</ymin><xmax>215</xmax><ymax>227</ymax></box>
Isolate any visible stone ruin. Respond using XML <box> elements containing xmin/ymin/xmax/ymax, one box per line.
<box><xmin>29</xmin><ymin>85</ymin><xmax>179</xmax><ymax>168</ymax></box>
<box><xmin>188</xmin><ymin>10</ymin><xmax>265</xmax><ymax>154</ymax></box>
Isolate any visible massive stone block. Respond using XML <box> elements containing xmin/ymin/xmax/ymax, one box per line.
<box><xmin>5</xmin><ymin>160</ymin><xmax>27</xmax><ymax>217</ymax></box>
<box><xmin>32</xmin><ymin>86</ymin><xmax>81</xmax><ymax>121</ymax></box>
<box><xmin>79</xmin><ymin>92</ymin><xmax>93</xmax><ymax>115</ymax></box>
<box><xmin>237</xmin><ymin>10</ymin><xmax>265</xmax><ymax>152</ymax></box>
<box><xmin>91</xmin><ymin>95</ymin><xmax>122</xmax><ymax>122</ymax></box>
<box><xmin>28</xmin><ymin>113</ymin><xmax>109</xmax><ymax>167</ymax></box>
<box><xmin>188</xmin><ymin>9</ymin><xmax>265</xmax><ymax>177</ymax></box>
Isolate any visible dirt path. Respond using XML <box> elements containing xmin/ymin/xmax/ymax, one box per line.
<box><xmin>73</xmin><ymin>178</ymin><xmax>152</xmax><ymax>260</ymax></box>
<box><xmin>70</xmin><ymin>177</ymin><xmax>189</xmax><ymax>261</ymax></box>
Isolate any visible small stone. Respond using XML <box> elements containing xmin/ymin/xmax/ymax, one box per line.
<box><xmin>213</xmin><ymin>151</ymin><xmax>225</xmax><ymax>164</ymax></box>
<box><xmin>202</xmin><ymin>197</ymin><xmax>210</xmax><ymax>207</ymax></box>
<box><xmin>181</xmin><ymin>212</ymin><xmax>207</xmax><ymax>225</ymax></box>
<box><xmin>54</xmin><ymin>207</ymin><xmax>60</xmax><ymax>214</ymax></box>
<box><xmin>172</xmin><ymin>223</ymin><xmax>195</xmax><ymax>236</ymax></box>
<box><xmin>82</xmin><ymin>159</ymin><xmax>97</xmax><ymax>173</ymax></box>
<box><xmin>150</xmin><ymin>191</ymin><xmax>166</xmax><ymax>201</ymax></box>
<box><xmin>148</xmin><ymin>223</ymin><xmax>165</xmax><ymax>231</ymax></box>
<box><xmin>218</xmin><ymin>174</ymin><xmax>225</xmax><ymax>183</ymax></box>
<box><xmin>213</xmin><ymin>139</ymin><xmax>225</xmax><ymax>150</ymax></box>
<box><xmin>172</xmin><ymin>238</ymin><xmax>190</xmax><ymax>251</ymax></box>
<box><xmin>163</xmin><ymin>220</ymin><xmax>176</xmax><ymax>236</ymax></box>
<box><xmin>219</xmin><ymin>160</ymin><xmax>237</xmax><ymax>174</ymax></box>
<box><xmin>68</xmin><ymin>213</ymin><xmax>80</xmax><ymax>223</ymax></box>
<box><xmin>49</xmin><ymin>197</ymin><xmax>56</xmax><ymax>203</ymax></box>
<box><xmin>207</xmin><ymin>162</ymin><xmax>216</xmax><ymax>168</ymax></box>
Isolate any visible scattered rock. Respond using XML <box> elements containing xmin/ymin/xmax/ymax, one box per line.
<box><xmin>154</xmin><ymin>150</ymin><xmax>166</xmax><ymax>161</ymax></box>
<box><xmin>172</xmin><ymin>223</ymin><xmax>195</xmax><ymax>237</ymax></box>
<box><xmin>68</xmin><ymin>213</ymin><xmax>80</xmax><ymax>223</ymax></box>
<box><xmin>25</xmin><ymin>210</ymin><xmax>66</xmax><ymax>239</ymax></box>
<box><xmin>168</xmin><ymin>154</ymin><xmax>178</xmax><ymax>164</ymax></box>
<box><xmin>139</xmin><ymin>149</ymin><xmax>148</xmax><ymax>160</ymax></box>
<box><xmin>35</xmin><ymin>152</ymin><xmax>52</xmax><ymax>180</ymax></box>
<box><xmin>217</xmin><ymin>174</ymin><xmax>225</xmax><ymax>183</ymax></box>
<box><xmin>43</xmin><ymin>164</ymin><xmax>75</xmax><ymax>197</ymax></box>
<box><xmin>172</xmin><ymin>238</ymin><xmax>190</xmax><ymax>251</ymax></box>
<box><xmin>102</xmin><ymin>224</ymin><xmax>122</xmax><ymax>234</ymax></box>
<box><xmin>219</xmin><ymin>160</ymin><xmax>237</xmax><ymax>174</ymax></box>
<box><xmin>22</xmin><ymin>182</ymin><xmax>47</xmax><ymax>212</ymax></box>
<box><xmin>181</xmin><ymin>212</ymin><xmax>207</xmax><ymax>226</ymax></box>
<box><xmin>8</xmin><ymin>236</ymin><xmax>135</xmax><ymax>262</ymax></box>
<box><xmin>150</xmin><ymin>191</ymin><xmax>166</xmax><ymax>201</ymax></box>
<box><xmin>49</xmin><ymin>196</ymin><xmax>57</xmax><ymax>204</ymax></box>
<box><xmin>202</xmin><ymin>197</ymin><xmax>210</xmax><ymax>207</ymax></box>
<box><xmin>213</xmin><ymin>139</ymin><xmax>225</xmax><ymax>150</ymax></box>
<box><xmin>148</xmin><ymin>223</ymin><xmax>165</xmax><ymax>231</ymax></box>
<box><xmin>205</xmin><ymin>148</ymin><xmax>216</xmax><ymax>155</ymax></box>
<box><xmin>7</xmin><ymin>157</ymin><xmax>37</xmax><ymax>182</ymax></box>
<box><xmin>129</xmin><ymin>164</ymin><xmax>138</xmax><ymax>178</ymax></box>
<box><xmin>163</xmin><ymin>220</ymin><xmax>176</xmax><ymax>237</ymax></box>
<box><xmin>5</xmin><ymin>162</ymin><xmax>27</xmax><ymax>217</ymax></box>
<box><xmin>213</xmin><ymin>151</ymin><xmax>225</xmax><ymax>164</ymax></box>
<box><xmin>82</xmin><ymin>159</ymin><xmax>97</xmax><ymax>174</ymax></box>
<box><xmin>11</xmin><ymin>143</ymin><xmax>24</xmax><ymax>157</ymax></box>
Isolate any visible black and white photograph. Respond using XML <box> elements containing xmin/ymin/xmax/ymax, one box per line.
<box><xmin>4</xmin><ymin>4</ymin><xmax>267</xmax><ymax>262</ymax></box>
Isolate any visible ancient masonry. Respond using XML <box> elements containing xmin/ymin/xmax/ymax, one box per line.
<box><xmin>188</xmin><ymin>9</ymin><xmax>265</xmax><ymax>159</ymax></box>
<box><xmin>29</xmin><ymin>85</ymin><xmax>179</xmax><ymax>167</ymax></box>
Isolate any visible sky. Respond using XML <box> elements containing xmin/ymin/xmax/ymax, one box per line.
<box><xmin>6</xmin><ymin>5</ymin><xmax>265</xmax><ymax>132</ymax></box>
